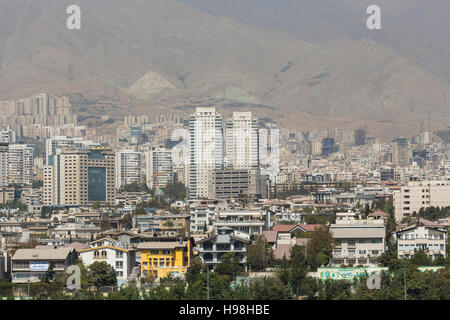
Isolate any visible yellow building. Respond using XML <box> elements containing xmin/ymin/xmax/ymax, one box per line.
<box><xmin>137</xmin><ymin>238</ymin><xmax>194</xmax><ymax>279</ymax></box>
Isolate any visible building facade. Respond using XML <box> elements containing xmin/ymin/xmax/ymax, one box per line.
<box><xmin>188</xmin><ymin>107</ymin><xmax>224</xmax><ymax>199</ymax></box>
<box><xmin>43</xmin><ymin>148</ymin><xmax>116</xmax><ymax>206</ymax></box>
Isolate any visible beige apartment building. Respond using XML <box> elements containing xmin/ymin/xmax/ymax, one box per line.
<box><xmin>43</xmin><ymin>148</ymin><xmax>115</xmax><ymax>206</ymax></box>
<box><xmin>393</xmin><ymin>180</ymin><xmax>450</xmax><ymax>222</ymax></box>
<box><xmin>397</xmin><ymin>226</ymin><xmax>447</xmax><ymax>260</ymax></box>
<box><xmin>330</xmin><ymin>212</ymin><xmax>386</xmax><ymax>267</ymax></box>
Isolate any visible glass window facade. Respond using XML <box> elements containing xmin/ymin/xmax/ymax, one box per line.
<box><xmin>88</xmin><ymin>166</ymin><xmax>106</xmax><ymax>201</ymax></box>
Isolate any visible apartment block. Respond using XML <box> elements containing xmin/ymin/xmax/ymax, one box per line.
<box><xmin>397</xmin><ymin>226</ymin><xmax>447</xmax><ymax>260</ymax></box>
<box><xmin>394</xmin><ymin>180</ymin><xmax>450</xmax><ymax>222</ymax></box>
<box><xmin>330</xmin><ymin>212</ymin><xmax>386</xmax><ymax>267</ymax></box>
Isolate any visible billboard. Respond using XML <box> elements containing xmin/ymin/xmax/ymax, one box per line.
<box><xmin>29</xmin><ymin>261</ymin><xmax>49</xmax><ymax>272</ymax></box>
<box><xmin>318</xmin><ymin>267</ymin><xmax>388</xmax><ymax>281</ymax></box>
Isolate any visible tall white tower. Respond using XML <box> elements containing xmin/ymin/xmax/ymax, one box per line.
<box><xmin>225</xmin><ymin>112</ymin><xmax>259</xmax><ymax>169</ymax></box>
<box><xmin>188</xmin><ymin>107</ymin><xmax>223</xmax><ymax>199</ymax></box>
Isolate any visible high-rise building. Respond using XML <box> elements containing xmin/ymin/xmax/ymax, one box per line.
<box><xmin>8</xmin><ymin>144</ymin><xmax>34</xmax><ymax>185</ymax></box>
<box><xmin>0</xmin><ymin>143</ymin><xmax>8</xmax><ymax>187</ymax></box>
<box><xmin>116</xmin><ymin>150</ymin><xmax>142</xmax><ymax>189</ymax></box>
<box><xmin>225</xmin><ymin>112</ymin><xmax>259</xmax><ymax>169</ymax></box>
<box><xmin>393</xmin><ymin>137</ymin><xmax>410</xmax><ymax>167</ymax></box>
<box><xmin>0</xmin><ymin>126</ymin><xmax>15</xmax><ymax>144</ymax></box>
<box><xmin>188</xmin><ymin>107</ymin><xmax>223</xmax><ymax>199</ymax></box>
<box><xmin>354</xmin><ymin>128</ymin><xmax>366</xmax><ymax>146</ymax></box>
<box><xmin>146</xmin><ymin>148</ymin><xmax>174</xmax><ymax>190</ymax></box>
<box><xmin>45</xmin><ymin>136</ymin><xmax>100</xmax><ymax>164</ymax></box>
<box><xmin>208</xmin><ymin>168</ymin><xmax>269</xmax><ymax>201</ymax></box>
<box><xmin>43</xmin><ymin>148</ymin><xmax>115</xmax><ymax>206</ymax></box>
<box><xmin>322</xmin><ymin>138</ymin><xmax>335</xmax><ymax>157</ymax></box>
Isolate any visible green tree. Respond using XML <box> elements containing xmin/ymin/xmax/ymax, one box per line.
<box><xmin>306</xmin><ymin>228</ymin><xmax>334</xmax><ymax>270</ymax></box>
<box><xmin>215</xmin><ymin>253</ymin><xmax>244</xmax><ymax>278</ymax></box>
<box><xmin>92</xmin><ymin>201</ymin><xmax>102</xmax><ymax>210</ymax></box>
<box><xmin>88</xmin><ymin>261</ymin><xmax>117</xmax><ymax>288</ymax></box>
<box><xmin>246</xmin><ymin>236</ymin><xmax>274</xmax><ymax>271</ymax></box>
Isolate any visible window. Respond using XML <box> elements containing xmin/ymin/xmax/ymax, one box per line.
<box><xmin>101</xmin><ymin>251</ymin><xmax>107</xmax><ymax>258</ymax></box>
<box><xmin>150</xmin><ymin>250</ymin><xmax>159</xmax><ymax>255</ymax></box>
<box><xmin>359</xmin><ymin>250</ymin><xmax>366</xmax><ymax>255</ymax></box>
<box><xmin>162</xmin><ymin>250</ymin><xmax>171</xmax><ymax>255</ymax></box>
<box><xmin>116</xmin><ymin>261</ymin><xmax>123</xmax><ymax>269</ymax></box>
<box><xmin>116</xmin><ymin>251</ymin><xmax>123</xmax><ymax>258</ymax></box>
<box><xmin>359</xmin><ymin>240</ymin><xmax>366</xmax><ymax>244</ymax></box>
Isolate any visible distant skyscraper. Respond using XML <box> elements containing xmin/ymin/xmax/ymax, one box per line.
<box><xmin>225</xmin><ymin>112</ymin><xmax>259</xmax><ymax>169</ymax></box>
<box><xmin>0</xmin><ymin>143</ymin><xmax>8</xmax><ymax>187</ymax></box>
<box><xmin>0</xmin><ymin>126</ymin><xmax>15</xmax><ymax>144</ymax></box>
<box><xmin>44</xmin><ymin>148</ymin><xmax>115</xmax><ymax>206</ymax></box>
<box><xmin>146</xmin><ymin>148</ymin><xmax>174</xmax><ymax>191</ymax></box>
<box><xmin>393</xmin><ymin>137</ymin><xmax>410</xmax><ymax>167</ymax></box>
<box><xmin>8</xmin><ymin>144</ymin><xmax>34</xmax><ymax>185</ymax></box>
<box><xmin>321</xmin><ymin>138</ymin><xmax>335</xmax><ymax>157</ymax></box>
<box><xmin>116</xmin><ymin>150</ymin><xmax>142</xmax><ymax>188</ymax></box>
<box><xmin>188</xmin><ymin>107</ymin><xmax>223</xmax><ymax>199</ymax></box>
<box><xmin>354</xmin><ymin>128</ymin><xmax>366</xmax><ymax>146</ymax></box>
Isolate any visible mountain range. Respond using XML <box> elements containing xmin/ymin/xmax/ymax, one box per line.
<box><xmin>0</xmin><ymin>0</ymin><xmax>449</xmax><ymax>137</ymax></box>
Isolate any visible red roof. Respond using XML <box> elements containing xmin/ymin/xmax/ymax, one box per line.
<box><xmin>418</xmin><ymin>218</ymin><xmax>441</xmax><ymax>227</ymax></box>
<box><xmin>272</xmin><ymin>224</ymin><xmax>299</xmax><ymax>233</ymax></box>
<box><xmin>368</xmin><ymin>210</ymin><xmax>390</xmax><ymax>217</ymax></box>
<box><xmin>300</xmin><ymin>224</ymin><xmax>324</xmax><ymax>232</ymax></box>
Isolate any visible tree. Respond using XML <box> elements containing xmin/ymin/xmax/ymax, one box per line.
<box><xmin>88</xmin><ymin>261</ymin><xmax>117</xmax><ymax>288</ymax></box>
<box><xmin>246</xmin><ymin>236</ymin><xmax>274</xmax><ymax>271</ymax></box>
<box><xmin>92</xmin><ymin>201</ymin><xmax>102</xmax><ymax>210</ymax></box>
<box><xmin>215</xmin><ymin>253</ymin><xmax>243</xmax><ymax>278</ymax></box>
<box><xmin>306</xmin><ymin>228</ymin><xmax>334</xmax><ymax>270</ymax></box>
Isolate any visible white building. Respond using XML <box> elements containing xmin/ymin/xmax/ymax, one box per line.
<box><xmin>78</xmin><ymin>238</ymin><xmax>136</xmax><ymax>285</ymax></box>
<box><xmin>8</xmin><ymin>144</ymin><xmax>34</xmax><ymax>185</ymax></box>
<box><xmin>397</xmin><ymin>226</ymin><xmax>447</xmax><ymax>260</ymax></box>
<box><xmin>188</xmin><ymin>107</ymin><xmax>224</xmax><ymax>199</ymax></box>
<box><xmin>116</xmin><ymin>150</ymin><xmax>142</xmax><ymax>189</ymax></box>
<box><xmin>0</xmin><ymin>126</ymin><xmax>15</xmax><ymax>144</ymax></box>
<box><xmin>225</xmin><ymin>112</ymin><xmax>259</xmax><ymax>169</ymax></box>
<box><xmin>212</xmin><ymin>210</ymin><xmax>266</xmax><ymax>236</ymax></box>
<box><xmin>394</xmin><ymin>180</ymin><xmax>450</xmax><ymax>222</ymax></box>
<box><xmin>146</xmin><ymin>148</ymin><xmax>174</xmax><ymax>190</ymax></box>
<box><xmin>0</xmin><ymin>143</ymin><xmax>8</xmax><ymax>187</ymax></box>
<box><xmin>330</xmin><ymin>212</ymin><xmax>386</xmax><ymax>267</ymax></box>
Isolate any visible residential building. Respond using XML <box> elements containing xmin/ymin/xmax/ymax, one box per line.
<box><xmin>116</xmin><ymin>149</ymin><xmax>142</xmax><ymax>189</ymax></box>
<box><xmin>0</xmin><ymin>143</ymin><xmax>8</xmax><ymax>187</ymax></box>
<box><xmin>8</xmin><ymin>144</ymin><xmax>34</xmax><ymax>185</ymax></box>
<box><xmin>11</xmin><ymin>247</ymin><xmax>77</xmax><ymax>283</ymax></box>
<box><xmin>188</xmin><ymin>107</ymin><xmax>224</xmax><ymax>199</ymax></box>
<box><xmin>196</xmin><ymin>227</ymin><xmax>250</xmax><ymax>271</ymax></box>
<box><xmin>393</xmin><ymin>180</ymin><xmax>450</xmax><ymax>222</ymax></box>
<box><xmin>212</xmin><ymin>210</ymin><xmax>266</xmax><ymax>236</ymax></box>
<box><xmin>397</xmin><ymin>225</ymin><xmax>447</xmax><ymax>260</ymax></box>
<box><xmin>225</xmin><ymin>112</ymin><xmax>259</xmax><ymax>169</ymax></box>
<box><xmin>330</xmin><ymin>212</ymin><xmax>386</xmax><ymax>267</ymax></box>
<box><xmin>146</xmin><ymin>148</ymin><xmax>174</xmax><ymax>190</ymax></box>
<box><xmin>137</xmin><ymin>237</ymin><xmax>194</xmax><ymax>280</ymax></box>
<box><xmin>78</xmin><ymin>237</ymin><xmax>136</xmax><ymax>284</ymax></box>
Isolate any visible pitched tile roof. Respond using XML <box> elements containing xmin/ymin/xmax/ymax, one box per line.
<box><xmin>272</xmin><ymin>224</ymin><xmax>299</xmax><ymax>233</ymax></box>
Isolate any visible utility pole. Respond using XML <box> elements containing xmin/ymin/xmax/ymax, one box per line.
<box><xmin>207</xmin><ymin>266</ymin><xmax>210</xmax><ymax>300</ymax></box>
<box><xmin>404</xmin><ymin>270</ymin><xmax>407</xmax><ymax>301</ymax></box>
